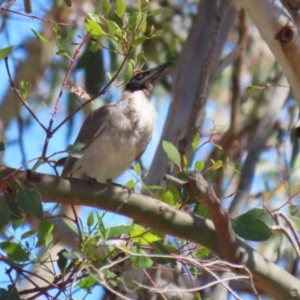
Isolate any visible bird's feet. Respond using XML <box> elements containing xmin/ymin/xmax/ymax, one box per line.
<box><xmin>82</xmin><ymin>174</ymin><xmax>98</xmax><ymax>185</ymax></box>
<box><xmin>106</xmin><ymin>180</ymin><xmax>134</xmax><ymax>196</ymax></box>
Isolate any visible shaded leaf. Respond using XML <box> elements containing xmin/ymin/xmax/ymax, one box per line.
<box><xmin>132</xmin><ymin>36</ymin><xmax>146</xmax><ymax>47</ymax></box>
<box><xmin>131</xmin><ymin>247</ymin><xmax>153</xmax><ymax>268</ymax></box>
<box><xmin>0</xmin><ymin>140</ymin><xmax>5</xmax><ymax>151</ymax></box>
<box><xmin>106</xmin><ymin>225</ymin><xmax>133</xmax><ymax>238</ymax></box>
<box><xmin>107</xmin><ymin>20</ymin><xmax>121</xmax><ymax>36</ymax></box>
<box><xmin>66</xmin><ymin>142</ymin><xmax>86</xmax><ymax>158</ymax></box>
<box><xmin>151</xmin><ymin>8</ymin><xmax>164</xmax><ymax>16</ymax></box>
<box><xmin>87</xmin><ymin>212</ymin><xmax>94</xmax><ymax>227</ymax></box>
<box><xmin>0</xmin><ymin>242</ymin><xmax>29</xmax><ymax>261</ymax></box>
<box><xmin>16</xmin><ymin>187</ymin><xmax>43</xmax><ymax>219</ymax></box>
<box><xmin>128</xmin><ymin>12</ymin><xmax>142</xmax><ymax>31</ymax></box>
<box><xmin>193</xmin><ymin>204</ymin><xmax>210</xmax><ymax>218</ymax></box>
<box><xmin>77</xmin><ymin>276</ymin><xmax>97</xmax><ymax>289</ymax></box>
<box><xmin>232</xmin><ymin>212</ymin><xmax>272</xmax><ymax>241</ymax></box>
<box><xmin>162</xmin><ymin>140</ymin><xmax>181</xmax><ymax>167</ymax></box>
<box><xmin>57</xmin><ymin>249</ymin><xmax>68</xmax><ymax>273</ymax></box>
<box><xmin>0</xmin><ymin>199</ymin><xmax>11</xmax><ymax>230</ymax></box>
<box><xmin>0</xmin><ymin>284</ymin><xmax>20</xmax><ymax>300</ymax></box>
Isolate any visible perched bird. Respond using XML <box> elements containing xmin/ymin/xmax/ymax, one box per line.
<box><xmin>61</xmin><ymin>62</ymin><xmax>171</xmax><ymax>183</ymax></box>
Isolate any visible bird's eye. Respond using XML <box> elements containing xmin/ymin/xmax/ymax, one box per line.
<box><xmin>136</xmin><ymin>73</ymin><xmax>143</xmax><ymax>79</ymax></box>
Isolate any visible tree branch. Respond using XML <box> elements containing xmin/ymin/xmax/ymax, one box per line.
<box><xmin>237</xmin><ymin>0</ymin><xmax>300</xmax><ymax>105</ymax></box>
<box><xmin>0</xmin><ymin>166</ymin><xmax>300</xmax><ymax>299</ymax></box>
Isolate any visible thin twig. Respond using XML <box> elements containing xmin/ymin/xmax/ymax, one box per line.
<box><xmin>4</xmin><ymin>57</ymin><xmax>47</xmax><ymax>132</ymax></box>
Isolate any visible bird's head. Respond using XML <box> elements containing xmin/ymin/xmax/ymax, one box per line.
<box><xmin>125</xmin><ymin>62</ymin><xmax>172</xmax><ymax>93</ymax></box>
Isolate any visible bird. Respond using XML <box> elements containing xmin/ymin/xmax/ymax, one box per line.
<box><xmin>61</xmin><ymin>62</ymin><xmax>171</xmax><ymax>183</ymax></box>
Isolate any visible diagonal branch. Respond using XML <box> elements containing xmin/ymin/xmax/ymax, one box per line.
<box><xmin>0</xmin><ymin>166</ymin><xmax>300</xmax><ymax>299</ymax></box>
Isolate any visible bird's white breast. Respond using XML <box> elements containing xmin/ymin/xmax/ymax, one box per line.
<box><xmin>73</xmin><ymin>91</ymin><xmax>156</xmax><ymax>182</ymax></box>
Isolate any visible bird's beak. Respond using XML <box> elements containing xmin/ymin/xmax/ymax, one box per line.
<box><xmin>140</xmin><ymin>62</ymin><xmax>173</xmax><ymax>84</ymax></box>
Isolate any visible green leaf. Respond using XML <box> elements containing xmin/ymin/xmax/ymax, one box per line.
<box><xmin>151</xmin><ymin>8</ymin><xmax>164</xmax><ymax>16</ymax></box>
<box><xmin>128</xmin><ymin>12</ymin><xmax>142</xmax><ymax>31</ymax></box>
<box><xmin>39</xmin><ymin>220</ymin><xmax>54</xmax><ymax>235</ymax></box>
<box><xmin>141</xmin><ymin>18</ymin><xmax>147</xmax><ymax>32</ymax></box>
<box><xmin>193</xmin><ymin>204</ymin><xmax>210</xmax><ymax>218</ymax></box>
<box><xmin>107</xmin><ymin>20</ymin><xmax>121</xmax><ymax>36</ymax></box>
<box><xmin>137</xmin><ymin>51</ymin><xmax>146</xmax><ymax>66</ymax></box>
<box><xmin>66</xmin><ymin>28</ymin><xmax>78</xmax><ymax>41</ymax></box>
<box><xmin>134</xmin><ymin>162</ymin><xmax>141</xmax><ymax>175</ymax></box>
<box><xmin>16</xmin><ymin>187</ymin><xmax>43</xmax><ymax>219</ymax></box>
<box><xmin>56</xmin><ymin>49</ymin><xmax>68</xmax><ymax>56</ymax></box>
<box><xmin>160</xmin><ymin>190</ymin><xmax>174</xmax><ymax>206</ymax></box>
<box><xmin>132</xmin><ymin>36</ymin><xmax>145</xmax><ymax>47</ymax></box>
<box><xmin>192</xmin><ymin>132</ymin><xmax>200</xmax><ymax>149</ymax></box>
<box><xmin>12</xmin><ymin>218</ymin><xmax>24</xmax><ymax>230</ymax></box>
<box><xmin>129</xmin><ymin>224</ymin><xmax>161</xmax><ymax>245</ymax></box>
<box><xmin>232</xmin><ymin>212</ymin><xmax>272</xmax><ymax>241</ymax></box>
<box><xmin>102</xmin><ymin>0</ymin><xmax>111</xmax><ymax>14</ymax></box>
<box><xmin>0</xmin><ymin>242</ymin><xmax>29</xmax><ymax>261</ymax></box>
<box><xmin>63</xmin><ymin>250</ymin><xmax>87</xmax><ymax>260</ymax></box>
<box><xmin>137</xmin><ymin>0</ymin><xmax>142</xmax><ymax>11</ymax></box>
<box><xmin>37</xmin><ymin>220</ymin><xmax>54</xmax><ymax>246</ymax></box>
<box><xmin>57</xmin><ymin>249</ymin><xmax>68</xmax><ymax>273</ymax></box>
<box><xmin>162</xmin><ymin>140</ymin><xmax>181</xmax><ymax>168</ymax></box>
<box><xmin>194</xmin><ymin>160</ymin><xmax>204</xmax><ymax>172</ymax></box>
<box><xmin>125</xmin><ymin>179</ymin><xmax>135</xmax><ymax>189</ymax></box>
<box><xmin>0</xmin><ymin>140</ymin><xmax>5</xmax><ymax>151</ymax></box>
<box><xmin>115</xmin><ymin>0</ymin><xmax>126</xmax><ymax>17</ymax></box>
<box><xmin>66</xmin><ymin>142</ymin><xmax>85</xmax><ymax>158</ymax></box>
<box><xmin>53</xmin><ymin>23</ymin><xmax>60</xmax><ymax>33</ymax></box>
<box><xmin>124</xmin><ymin>61</ymin><xmax>134</xmax><ymax>83</ymax></box>
<box><xmin>0</xmin><ymin>45</ymin><xmax>14</xmax><ymax>59</ymax></box>
<box><xmin>77</xmin><ymin>276</ymin><xmax>97</xmax><ymax>289</ymax></box>
<box><xmin>87</xmin><ymin>212</ymin><xmax>94</xmax><ymax>227</ymax></box>
<box><xmin>131</xmin><ymin>247</ymin><xmax>153</xmax><ymax>268</ymax></box>
<box><xmin>96</xmin><ymin>212</ymin><xmax>106</xmax><ymax>238</ymax></box>
<box><xmin>287</xmin><ymin>215</ymin><xmax>300</xmax><ymax>231</ymax></box>
<box><xmin>31</xmin><ymin>29</ymin><xmax>50</xmax><ymax>43</ymax></box>
<box><xmin>106</xmin><ymin>225</ymin><xmax>133</xmax><ymax>238</ymax></box>
<box><xmin>212</xmin><ymin>159</ymin><xmax>222</xmax><ymax>170</ymax></box>
<box><xmin>84</xmin><ymin>19</ymin><xmax>105</xmax><ymax>37</ymax></box>
<box><xmin>106</xmin><ymin>72</ymin><xmax>112</xmax><ymax>80</ymax></box>
<box><xmin>89</xmin><ymin>41</ymin><xmax>101</xmax><ymax>52</ymax></box>
<box><xmin>21</xmin><ymin>230</ymin><xmax>36</xmax><ymax>239</ymax></box>
<box><xmin>88</xmin><ymin>13</ymin><xmax>101</xmax><ymax>23</ymax></box>
<box><xmin>0</xmin><ymin>198</ymin><xmax>11</xmax><ymax>230</ymax></box>
<box><xmin>195</xmin><ymin>247</ymin><xmax>211</xmax><ymax>258</ymax></box>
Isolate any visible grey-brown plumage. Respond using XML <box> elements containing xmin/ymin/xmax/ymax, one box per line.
<box><xmin>61</xmin><ymin>62</ymin><xmax>171</xmax><ymax>183</ymax></box>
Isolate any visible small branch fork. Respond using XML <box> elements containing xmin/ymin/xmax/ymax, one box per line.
<box><xmin>165</xmin><ymin>171</ymin><xmax>242</xmax><ymax>264</ymax></box>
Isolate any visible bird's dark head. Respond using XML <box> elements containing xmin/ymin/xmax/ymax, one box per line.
<box><xmin>125</xmin><ymin>62</ymin><xmax>172</xmax><ymax>93</ymax></box>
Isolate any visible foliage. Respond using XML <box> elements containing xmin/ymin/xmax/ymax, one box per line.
<box><xmin>0</xmin><ymin>0</ymin><xmax>300</xmax><ymax>299</ymax></box>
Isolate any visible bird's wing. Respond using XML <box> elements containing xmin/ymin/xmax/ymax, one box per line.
<box><xmin>61</xmin><ymin>104</ymin><xmax>114</xmax><ymax>177</ymax></box>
